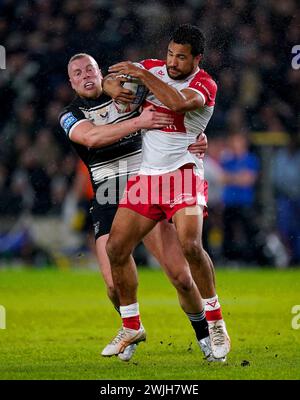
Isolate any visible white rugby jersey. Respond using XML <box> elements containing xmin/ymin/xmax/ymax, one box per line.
<box><xmin>139</xmin><ymin>59</ymin><xmax>217</xmax><ymax>176</ymax></box>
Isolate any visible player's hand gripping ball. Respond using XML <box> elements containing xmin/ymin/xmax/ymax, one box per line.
<box><xmin>113</xmin><ymin>63</ymin><xmax>148</xmax><ymax>113</ymax></box>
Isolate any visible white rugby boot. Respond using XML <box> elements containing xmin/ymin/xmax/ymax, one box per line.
<box><xmin>101</xmin><ymin>326</ymin><xmax>146</xmax><ymax>357</ymax></box>
<box><xmin>198</xmin><ymin>336</ymin><xmax>226</xmax><ymax>362</ymax></box>
<box><xmin>208</xmin><ymin>319</ymin><xmax>231</xmax><ymax>359</ymax></box>
<box><xmin>118</xmin><ymin>343</ymin><xmax>138</xmax><ymax>362</ymax></box>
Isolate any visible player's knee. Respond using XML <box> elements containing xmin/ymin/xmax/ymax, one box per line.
<box><xmin>181</xmin><ymin>239</ymin><xmax>203</xmax><ymax>261</ymax></box>
<box><xmin>170</xmin><ymin>270</ymin><xmax>194</xmax><ymax>292</ymax></box>
<box><xmin>106</xmin><ymin>237</ymin><xmax>120</xmax><ymax>264</ymax></box>
<box><xmin>106</xmin><ymin>237</ymin><xmax>130</xmax><ymax>266</ymax></box>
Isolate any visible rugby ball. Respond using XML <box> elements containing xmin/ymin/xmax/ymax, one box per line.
<box><xmin>113</xmin><ymin>64</ymin><xmax>149</xmax><ymax>114</ymax></box>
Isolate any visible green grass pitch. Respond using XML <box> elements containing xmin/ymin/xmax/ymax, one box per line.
<box><xmin>0</xmin><ymin>267</ymin><xmax>299</xmax><ymax>380</ymax></box>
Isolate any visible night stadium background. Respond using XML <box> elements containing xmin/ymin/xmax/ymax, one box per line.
<box><xmin>0</xmin><ymin>0</ymin><xmax>299</xmax><ymax>381</ymax></box>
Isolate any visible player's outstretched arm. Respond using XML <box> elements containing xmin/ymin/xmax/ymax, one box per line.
<box><xmin>68</xmin><ymin>107</ymin><xmax>174</xmax><ymax>148</ymax></box>
<box><xmin>109</xmin><ymin>61</ymin><xmax>204</xmax><ymax>113</ymax></box>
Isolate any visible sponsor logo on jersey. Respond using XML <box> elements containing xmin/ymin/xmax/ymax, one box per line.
<box><xmin>60</xmin><ymin>112</ymin><xmax>78</xmax><ymax>134</ymax></box>
<box><xmin>193</xmin><ymin>81</ymin><xmax>209</xmax><ymax>95</ymax></box>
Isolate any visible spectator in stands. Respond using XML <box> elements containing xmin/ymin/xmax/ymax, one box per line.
<box><xmin>221</xmin><ymin>132</ymin><xmax>260</xmax><ymax>264</ymax></box>
<box><xmin>272</xmin><ymin>134</ymin><xmax>300</xmax><ymax>265</ymax></box>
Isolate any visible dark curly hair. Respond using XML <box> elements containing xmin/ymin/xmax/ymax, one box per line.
<box><xmin>170</xmin><ymin>24</ymin><xmax>205</xmax><ymax>56</ymax></box>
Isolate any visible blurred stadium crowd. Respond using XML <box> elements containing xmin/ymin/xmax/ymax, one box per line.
<box><xmin>0</xmin><ymin>0</ymin><xmax>299</xmax><ymax>266</ymax></box>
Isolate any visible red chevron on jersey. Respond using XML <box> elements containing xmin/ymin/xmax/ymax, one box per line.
<box><xmin>144</xmin><ymin>100</ymin><xmax>186</xmax><ymax>133</ymax></box>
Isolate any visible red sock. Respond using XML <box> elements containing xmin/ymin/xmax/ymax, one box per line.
<box><xmin>122</xmin><ymin>315</ymin><xmax>140</xmax><ymax>330</ymax></box>
<box><xmin>206</xmin><ymin>308</ymin><xmax>223</xmax><ymax>322</ymax></box>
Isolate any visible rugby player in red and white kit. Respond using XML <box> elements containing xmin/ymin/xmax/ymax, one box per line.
<box><xmin>104</xmin><ymin>24</ymin><xmax>230</xmax><ymax>360</ymax></box>
<box><xmin>60</xmin><ymin>53</ymin><xmax>221</xmax><ymax>363</ymax></box>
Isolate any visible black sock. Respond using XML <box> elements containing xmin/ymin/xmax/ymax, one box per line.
<box><xmin>186</xmin><ymin>310</ymin><xmax>209</xmax><ymax>340</ymax></box>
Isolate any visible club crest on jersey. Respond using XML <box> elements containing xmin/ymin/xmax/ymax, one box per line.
<box><xmin>94</xmin><ymin>106</ymin><xmax>109</xmax><ymax>119</ymax></box>
<box><xmin>157</xmin><ymin>70</ymin><xmax>165</xmax><ymax>76</ymax></box>
<box><xmin>60</xmin><ymin>112</ymin><xmax>77</xmax><ymax>134</ymax></box>
<box><xmin>82</xmin><ymin>106</ymin><xmax>109</xmax><ymax>122</ymax></box>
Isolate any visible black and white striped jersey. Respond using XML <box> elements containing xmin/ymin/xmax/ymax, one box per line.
<box><xmin>59</xmin><ymin>94</ymin><xmax>142</xmax><ymax>200</ymax></box>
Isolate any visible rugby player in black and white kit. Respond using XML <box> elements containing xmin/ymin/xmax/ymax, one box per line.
<box><xmin>59</xmin><ymin>53</ymin><xmax>215</xmax><ymax>362</ymax></box>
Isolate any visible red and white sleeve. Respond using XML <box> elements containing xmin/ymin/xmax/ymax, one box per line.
<box><xmin>140</xmin><ymin>59</ymin><xmax>166</xmax><ymax>71</ymax></box>
<box><xmin>188</xmin><ymin>74</ymin><xmax>217</xmax><ymax>106</ymax></box>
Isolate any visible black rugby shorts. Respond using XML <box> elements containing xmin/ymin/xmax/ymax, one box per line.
<box><xmin>90</xmin><ymin>200</ymin><xmax>118</xmax><ymax>240</ymax></box>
